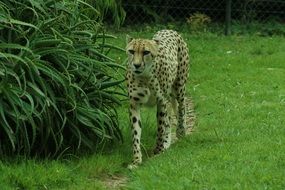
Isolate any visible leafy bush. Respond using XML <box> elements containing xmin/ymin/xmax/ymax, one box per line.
<box><xmin>0</xmin><ymin>0</ymin><xmax>124</xmax><ymax>157</ymax></box>
<box><xmin>187</xmin><ymin>13</ymin><xmax>211</xmax><ymax>32</ymax></box>
<box><xmin>87</xmin><ymin>0</ymin><xmax>126</xmax><ymax>28</ymax></box>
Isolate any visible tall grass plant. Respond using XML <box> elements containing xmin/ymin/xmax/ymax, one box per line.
<box><xmin>0</xmin><ymin>0</ymin><xmax>124</xmax><ymax>157</ymax></box>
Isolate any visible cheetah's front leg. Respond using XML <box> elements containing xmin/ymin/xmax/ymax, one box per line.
<box><xmin>128</xmin><ymin>103</ymin><xmax>142</xmax><ymax>169</ymax></box>
<box><xmin>154</xmin><ymin>99</ymin><xmax>171</xmax><ymax>154</ymax></box>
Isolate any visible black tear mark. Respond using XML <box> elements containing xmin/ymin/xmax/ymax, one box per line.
<box><xmin>133</xmin><ymin>97</ymin><xmax>140</xmax><ymax>101</ymax></box>
<box><xmin>132</xmin><ymin>117</ymin><xmax>137</xmax><ymax>123</ymax></box>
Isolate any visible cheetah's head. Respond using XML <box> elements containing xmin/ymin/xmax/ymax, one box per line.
<box><xmin>126</xmin><ymin>35</ymin><xmax>159</xmax><ymax>76</ymax></box>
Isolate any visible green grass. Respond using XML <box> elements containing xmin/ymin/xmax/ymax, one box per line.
<box><xmin>1</xmin><ymin>31</ymin><xmax>285</xmax><ymax>189</ymax></box>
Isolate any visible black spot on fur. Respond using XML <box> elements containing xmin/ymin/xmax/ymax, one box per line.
<box><xmin>138</xmin><ymin>93</ymin><xmax>145</xmax><ymax>97</ymax></box>
<box><xmin>132</xmin><ymin>117</ymin><xmax>137</xmax><ymax>123</ymax></box>
<box><xmin>133</xmin><ymin>97</ymin><xmax>140</xmax><ymax>101</ymax></box>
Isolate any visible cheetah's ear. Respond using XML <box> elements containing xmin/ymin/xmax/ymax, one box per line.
<box><xmin>126</xmin><ymin>35</ymin><xmax>133</xmax><ymax>44</ymax></box>
<box><xmin>153</xmin><ymin>36</ymin><xmax>160</xmax><ymax>45</ymax></box>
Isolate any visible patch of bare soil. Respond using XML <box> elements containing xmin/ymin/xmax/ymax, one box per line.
<box><xmin>101</xmin><ymin>174</ymin><xmax>128</xmax><ymax>190</ymax></box>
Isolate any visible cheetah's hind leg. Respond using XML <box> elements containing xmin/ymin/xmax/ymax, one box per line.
<box><xmin>176</xmin><ymin>86</ymin><xmax>187</xmax><ymax>138</ymax></box>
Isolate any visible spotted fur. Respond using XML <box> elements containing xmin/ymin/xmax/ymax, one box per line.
<box><xmin>125</xmin><ymin>30</ymin><xmax>190</xmax><ymax>168</ymax></box>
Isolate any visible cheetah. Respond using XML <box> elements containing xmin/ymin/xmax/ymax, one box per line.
<box><xmin>125</xmin><ymin>30</ymin><xmax>190</xmax><ymax>169</ymax></box>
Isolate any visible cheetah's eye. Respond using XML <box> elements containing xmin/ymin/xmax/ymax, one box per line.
<box><xmin>128</xmin><ymin>50</ymin><xmax>135</xmax><ymax>54</ymax></box>
<box><xmin>143</xmin><ymin>50</ymin><xmax>150</xmax><ymax>56</ymax></box>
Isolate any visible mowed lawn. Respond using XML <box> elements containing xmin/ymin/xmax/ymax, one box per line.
<box><xmin>1</xmin><ymin>31</ymin><xmax>285</xmax><ymax>190</ymax></box>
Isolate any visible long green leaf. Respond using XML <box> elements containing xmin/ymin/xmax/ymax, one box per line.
<box><xmin>0</xmin><ymin>18</ymin><xmax>38</xmax><ymax>30</ymax></box>
<box><xmin>0</xmin><ymin>99</ymin><xmax>16</xmax><ymax>151</ymax></box>
<box><xmin>0</xmin><ymin>43</ymin><xmax>33</xmax><ymax>54</ymax></box>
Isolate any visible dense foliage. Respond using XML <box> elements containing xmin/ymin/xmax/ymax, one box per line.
<box><xmin>0</xmin><ymin>0</ymin><xmax>125</xmax><ymax>157</ymax></box>
<box><xmin>121</xmin><ymin>0</ymin><xmax>284</xmax><ymax>24</ymax></box>
<box><xmin>87</xmin><ymin>0</ymin><xmax>126</xmax><ymax>27</ymax></box>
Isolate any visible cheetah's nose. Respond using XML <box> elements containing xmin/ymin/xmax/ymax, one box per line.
<box><xmin>133</xmin><ymin>64</ymin><xmax>141</xmax><ymax>69</ymax></box>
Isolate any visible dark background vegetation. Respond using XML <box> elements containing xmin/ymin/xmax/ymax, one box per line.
<box><xmin>100</xmin><ymin>0</ymin><xmax>285</xmax><ymax>35</ymax></box>
<box><xmin>122</xmin><ymin>0</ymin><xmax>285</xmax><ymax>24</ymax></box>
